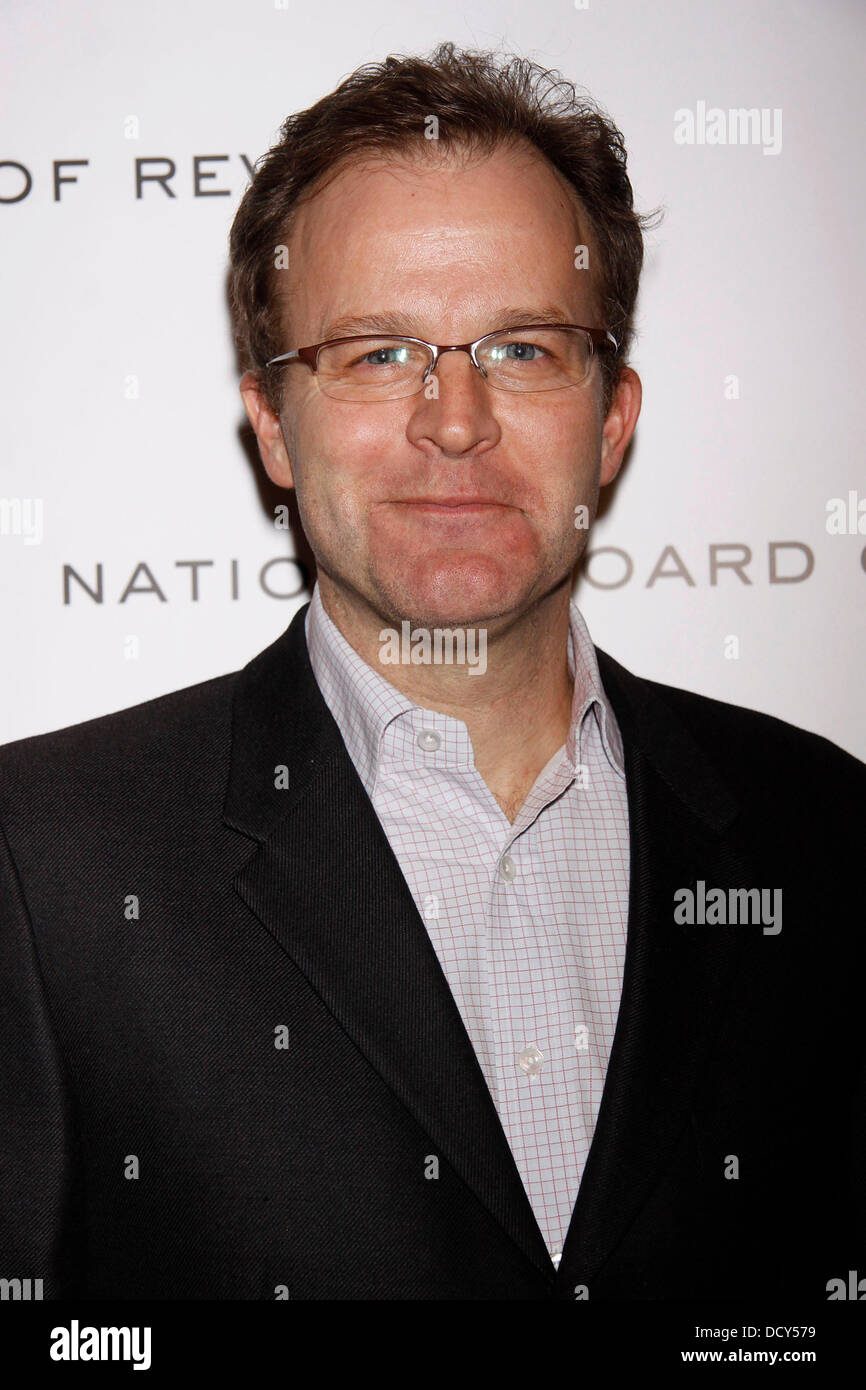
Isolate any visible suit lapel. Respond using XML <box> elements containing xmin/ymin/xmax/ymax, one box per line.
<box><xmin>224</xmin><ymin>602</ymin><xmax>553</xmax><ymax>1276</ymax></box>
<box><xmin>555</xmin><ymin>648</ymin><xmax>756</xmax><ymax>1291</ymax></box>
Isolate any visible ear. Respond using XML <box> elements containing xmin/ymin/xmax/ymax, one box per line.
<box><xmin>239</xmin><ymin>370</ymin><xmax>295</xmax><ymax>489</ymax></box>
<box><xmin>600</xmin><ymin>366</ymin><xmax>642</xmax><ymax>487</ymax></box>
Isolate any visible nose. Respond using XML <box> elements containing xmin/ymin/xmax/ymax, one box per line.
<box><xmin>407</xmin><ymin>345</ymin><xmax>500</xmax><ymax>457</ymax></box>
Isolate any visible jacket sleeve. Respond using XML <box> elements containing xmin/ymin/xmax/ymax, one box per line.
<box><xmin>0</xmin><ymin>818</ymin><xmax>80</xmax><ymax>1297</ymax></box>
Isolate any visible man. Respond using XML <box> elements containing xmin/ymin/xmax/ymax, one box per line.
<box><xmin>1</xmin><ymin>44</ymin><xmax>863</xmax><ymax>1301</ymax></box>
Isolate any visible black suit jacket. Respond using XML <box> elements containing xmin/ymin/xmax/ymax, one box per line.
<box><xmin>1</xmin><ymin>601</ymin><xmax>864</xmax><ymax>1300</ymax></box>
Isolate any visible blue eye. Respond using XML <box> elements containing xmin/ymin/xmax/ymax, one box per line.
<box><xmin>358</xmin><ymin>346</ymin><xmax>413</xmax><ymax>367</ymax></box>
<box><xmin>506</xmin><ymin>341</ymin><xmax>545</xmax><ymax>360</ymax></box>
<box><xmin>487</xmin><ymin>340</ymin><xmax>548</xmax><ymax>366</ymax></box>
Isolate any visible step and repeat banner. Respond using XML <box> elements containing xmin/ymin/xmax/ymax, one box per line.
<box><xmin>2</xmin><ymin>0</ymin><xmax>864</xmax><ymax>759</ymax></box>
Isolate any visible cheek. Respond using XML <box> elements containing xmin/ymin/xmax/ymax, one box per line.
<box><xmin>507</xmin><ymin>402</ymin><xmax>601</xmax><ymax>514</ymax></box>
<box><xmin>317</xmin><ymin>406</ymin><xmax>396</xmax><ymax>483</ymax></box>
<box><xmin>293</xmin><ymin>401</ymin><xmax>385</xmax><ymax>521</ymax></box>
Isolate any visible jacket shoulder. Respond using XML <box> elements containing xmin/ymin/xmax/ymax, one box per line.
<box><xmin>658</xmin><ymin>676</ymin><xmax>862</xmax><ymax>776</ymax></box>
<box><xmin>597</xmin><ymin>647</ymin><xmax>866</xmax><ymax>803</ymax></box>
<box><xmin>0</xmin><ymin>670</ymin><xmax>240</xmax><ymax>825</ymax></box>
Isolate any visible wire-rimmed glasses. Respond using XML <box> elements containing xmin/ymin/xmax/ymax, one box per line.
<box><xmin>264</xmin><ymin>324</ymin><xmax>619</xmax><ymax>402</ymax></box>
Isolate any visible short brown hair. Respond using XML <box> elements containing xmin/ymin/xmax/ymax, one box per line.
<box><xmin>228</xmin><ymin>41</ymin><xmax>658</xmax><ymax>417</ymax></box>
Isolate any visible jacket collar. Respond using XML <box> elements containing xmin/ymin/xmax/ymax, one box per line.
<box><xmin>224</xmin><ymin>601</ymin><xmax>734</xmax><ymax>844</ymax></box>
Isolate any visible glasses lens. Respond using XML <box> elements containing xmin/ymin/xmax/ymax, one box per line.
<box><xmin>316</xmin><ymin>338</ymin><xmax>431</xmax><ymax>401</ymax></box>
<box><xmin>479</xmin><ymin>327</ymin><xmax>593</xmax><ymax>391</ymax></box>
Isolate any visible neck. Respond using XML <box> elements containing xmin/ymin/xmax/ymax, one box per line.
<box><xmin>316</xmin><ymin>575</ymin><xmax>576</xmax><ymax>824</ymax></box>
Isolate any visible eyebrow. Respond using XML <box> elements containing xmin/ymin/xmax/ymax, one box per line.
<box><xmin>318</xmin><ymin>304</ymin><xmax>582</xmax><ymax>342</ymax></box>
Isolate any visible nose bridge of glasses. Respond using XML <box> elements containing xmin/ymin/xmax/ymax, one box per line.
<box><xmin>428</xmin><ymin>341</ymin><xmax>487</xmax><ymax>380</ymax></box>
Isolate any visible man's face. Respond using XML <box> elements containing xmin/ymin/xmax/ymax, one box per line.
<box><xmin>242</xmin><ymin>141</ymin><xmax>640</xmax><ymax>630</ymax></box>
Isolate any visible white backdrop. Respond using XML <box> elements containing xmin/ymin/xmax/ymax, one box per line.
<box><xmin>2</xmin><ymin>0</ymin><xmax>864</xmax><ymax>760</ymax></box>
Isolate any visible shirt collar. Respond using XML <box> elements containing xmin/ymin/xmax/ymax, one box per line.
<box><xmin>304</xmin><ymin>580</ymin><xmax>625</xmax><ymax>798</ymax></box>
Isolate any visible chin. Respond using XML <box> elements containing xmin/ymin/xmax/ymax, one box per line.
<box><xmin>378</xmin><ymin>557</ymin><xmax>528</xmax><ymax>628</ymax></box>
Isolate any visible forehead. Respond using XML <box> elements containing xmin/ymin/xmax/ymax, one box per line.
<box><xmin>280</xmin><ymin>141</ymin><xmax>595</xmax><ymax>340</ymax></box>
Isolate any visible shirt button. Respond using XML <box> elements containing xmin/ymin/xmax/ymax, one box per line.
<box><xmin>417</xmin><ymin>729</ymin><xmax>441</xmax><ymax>752</ymax></box>
<box><xmin>551</xmin><ymin>1250</ymin><xmax>562</xmax><ymax>1271</ymax></box>
<box><xmin>499</xmin><ymin>853</ymin><xmax>516</xmax><ymax>881</ymax></box>
<box><xmin>517</xmin><ymin>1044</ymin><xmax>544</xmax><ymax>1076</ymax></box>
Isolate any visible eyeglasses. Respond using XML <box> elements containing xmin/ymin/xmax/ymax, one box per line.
<box><xmin>264</xmin><ymin>323</ymin><xmax>619</xmax><ymax>402</ymax></box>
